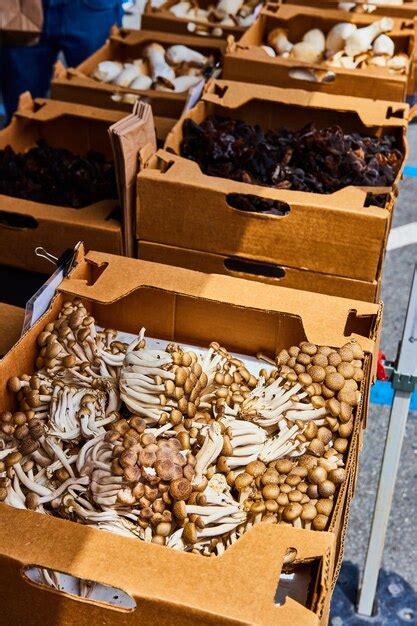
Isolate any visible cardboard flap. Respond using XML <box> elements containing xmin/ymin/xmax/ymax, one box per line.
<box><xmin>59</xmin><ymin>251</ymin><xmax>379</xmax><ymax>351</ymax></box>
<box><xmin>0</xmin><ymin>304</ymin><xmax>24</xmax><ymax>356</ymax></box>
<box><xmin>263</xmin><ymin>2</ymin><xmax>408</xmax><ymax>26</ymax></box>
<box><xmin>0</xmin><ymin>504</ymin><xmax>333</xmax><ymax>624</ymax></box>
<box><xmin>147</xmin><ymin>151</ymin><xmax>385</xmax><ymax>214</ymax></box>
<box><xmin>201</xmin><ymin>80</ymin><xmax>409</xmax><ymax>127</ymax></box>
<box><xmin>14</xmin><ymin>97</ymin><xmax>124</xmax><ymax>125</ymax></box>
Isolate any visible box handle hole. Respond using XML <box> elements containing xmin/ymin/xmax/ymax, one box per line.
<box><xmin>22</xmin><ymin>565</ymin><xmax>136</xmax><ymax>612</ymax></box>
<box><xmin>0</xmin><ymin>211</ymin><xmax>38</xmax><ymax>230</ymax></box>
<box><xmin>224</xmin><ymin>257</ymin><xmax>286</xmax><ymax>280</ymax></box>
<box><xmin>288</xmin><ymin>68</ymin><xmax>336</xmax><ymax>84</ymax></box>
<box><xmin>226</xmin><ymin>193</ymin><xmax>290</xmax><ymax>216</ymax></box>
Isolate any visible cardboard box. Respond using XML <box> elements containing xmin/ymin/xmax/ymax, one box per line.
<box><xmin>0</xmin><ymin>96</ymin><xmax>124</xmax><ymax>273</ymax></box>
<box><xmin>224</xmin><ymin>4</ymin><xmax>417</xmax><ymax>101</ymax></box>
<box><xmin>0</xmin><ymin>303</ymin><xmax>24</xmax><ymax>357</ymax></box>
<box><xmin>279</xmin><ymin>0</ymin><xmax>417</xmax><ymax>20</ymax></box>
<box><xmin>0</xmin><ymin>245</ymin><xmax>382</xmax><ymax>624</ymax></box>
<box><xmin>52</xmin><ymin>28</ymin><xmax>225</xmax><ymax>144</ymax></box>
<box><xmin>136</xmin><ymin>80</ymin><xmax>408</xmax><ymax>288</ymax></box>
<box><xmin>142</xmin><ymin>0</ymin><xmax>262</xmax><ymax>39</ymax></box>
<box><xmin>138</xmin><ymin>240</ymin><xmax>382</xmax><ymax>302</ymax></box>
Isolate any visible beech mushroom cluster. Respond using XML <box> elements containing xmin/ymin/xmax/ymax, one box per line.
<box><xmin>167</xmin><ymin>0</ymin><xmax>261</xmax><ymax>36</ymax></box>
<box><xmin>264</xmin><ymin>18</ymin><xmax>408</xmax><ymax>73</ymax></box>
<box><xmin>91</xmin><ymin>43</ymin><xmax>215</xmax><ymax>94</ymax></box>
<box><xmin>0</xmin><ymin>302</ymin><xmax>366</xmax><ymax>557</ymax></box>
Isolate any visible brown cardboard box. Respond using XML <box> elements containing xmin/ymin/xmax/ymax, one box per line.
<box><xmin>138</xmin><ymin>241</ymin><xmax>382</xmax><ymax>302</ymax></box>
<box><xmin>224</xmin><ymin>4</ymin><xmax>417</xmax><ymax>101</ymax></box>
<box><xmin>52</xmin><ymin>28</ymin><xmax>225</xmax><ymax>143</ymax></box>
<box><xmin>279</xmin><ymin>0</ymin><xmax>417</xmax><ymax>20</ymax></box>
<box><xmin>0</xmin><ymin>245</ymin><xmax>382</xmax><ymax>624</ymax></box>
<box><xmin>0</xmin><ymin>303</ymin><xmax>24</xmax><ymax>357</ymax></box>
<box><xmin>0</xmin><ymin>96</ymin><xmax>124</xmax><ymax>273</ymax></box>
<box><xmin>136</xmin><ymin>80</ymin><xmax>408</xmax><ymax>291</ymax></box>
<box><xmin>142</xmin><ymin>0</ymin><xmax>262</xmax><ymax>38</ymax></box>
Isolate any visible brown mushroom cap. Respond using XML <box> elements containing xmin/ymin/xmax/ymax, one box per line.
<box><xmin>183</xmin><ymin>521</ymin><xmax>197</xmax><ymax>544</ymax></box>
<box><xmin>312</xmin><ymin>353</ymin><xmax>328</xmax><ymax>368</ymax></box>
<box><xmin>282</xmin><ymin>502</ymin><xmax>302</xmax><ymax>521</ymax></box>
<box><xmin>308</xmin><ymin>466</ymin><xmax>327</xmax><ymax>484</ymax></box>
<box><xmin>301</xmin><ymin>503</ymin><xmax>317</xmax><ymax>521</ymax></box>
<box><xmin>318</xmin><ymin>480</ymin><xmax>336</xmax><ymax>497</ymax></box>
<box><xmin>308</xmin><ymin>365</ymin><xmax>326</xmax><ymax>383</ymax></box>
<box><xmin>275</xmin><ymin>459</ymin><xmax>293</xmax><ymax>474</ymax></box>
<box><xmin>328</xmin><ymin>468</ymin><xmax>346</xmax><ymax>485</ymax></box>
<box><xmin>246</xmin><ymin>460</ymin><xmax>266</xmax><ymax>477</ymax></box>
<box><xmin>155</xmin><ymin>460</ymin><xmax>182</xmax><ymax>481</ymax></box>
<box><xmin>308</xmin><ymin>438</ymin><xmax>325</xmax><ymax>457</ymax></box>
<box><xmin>262</xmin><ymin>484</ymin><xmax>280</xmax><ymax>500</ymax></box>
<box><xmin>333</xmin><ymin>438</ymin><xmax>349</xmax><ymax>454</ymax></box>
<box><xmin>325</xmin><ymin>372</ymin><xmax>345</xmax><ymax>392</ymax></box>
<box><xmin>235</xmin><ymin>472</ymin><xmax>253</xmax><ymax>491</ymax></box>
<box><xmin>312</xmin><ymin>514</ymin><xmax>329</xmax><ymax>531</ymax></box>
<box><xmin>316</xmin><ymin>498</ymin><xmax>334</xmax><ymax>516</ymax></box>
<box><xmin>338</xmin><ymin>346</ymin><xmax>354</xmax><ymax>362</ymax></box>
<box><xmin>337</xmin><ymin>362</ymin><xmax>355</xmax><ymax>380</ymax></box>
<box><xmin>169</xmin><ymin>478</ymin><xmax>192</xmax><ymax>501</ymax></box>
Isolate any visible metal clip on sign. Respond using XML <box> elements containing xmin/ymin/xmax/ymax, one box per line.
<box><xmin>358</xmin><ymin>266</ymin><xmax>417</xmax><ymax>617</ymax></box>
<box><xmin>22</xmin><ymin>242</ymin><xmax>81</xmax><ymax>333</ymax></box>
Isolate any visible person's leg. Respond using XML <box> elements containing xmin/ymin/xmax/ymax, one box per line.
<box><xmin>2</xmin><ymin>39</ymin><xmax>59</xmax><ymax>120</ymax></box>
<box><xmin>60</xmin><ymin>0</ymin><xmax>123</xmax><ymax>68</ymax></box>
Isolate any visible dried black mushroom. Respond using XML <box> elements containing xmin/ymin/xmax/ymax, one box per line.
<box><xmin>180</xmin><ymin>116</ymin><xmax>403</xmax><ymax>196</ymax></box>
<box><xmin>0</xmin><ymin>140</ymin><xmax>117</xmax><ymax>208</ymax></box>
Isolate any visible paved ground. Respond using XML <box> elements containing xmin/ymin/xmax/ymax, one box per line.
<box><xmin>339</xmin><ymin>126</ymin><xmax>417</xmax><ymax>599</ymax></box>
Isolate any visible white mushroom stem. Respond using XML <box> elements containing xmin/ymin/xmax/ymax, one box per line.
<box><xmin>193</xmin><ymin>422</ymin><xmax>224</xmax><ymax>485</ymax></box>
<box><xmin>165</xmin><ymin>45</ymin><xmax>207</xmax><ymax>66</ymax></box>
<box><xmin>144</xmin><ymin>43</ymin><xmax>175</xmax><ymax>87</ymax></box>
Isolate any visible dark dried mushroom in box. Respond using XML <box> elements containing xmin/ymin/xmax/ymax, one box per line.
<box><xmin>0</xmin><ymin>140</ymin><xmax>117</xmax><ymax>208</ymax></box>
<box><xmin>180</xmin><ymin>116</ymin><xmax>402</xmax><ymax>195</ymax></box>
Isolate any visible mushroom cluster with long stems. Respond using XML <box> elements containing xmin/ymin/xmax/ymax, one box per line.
<box><xmin>0</xmin><ymin>301</ymin><xmax>365</xmax><ymax>558</ymax></box>
<box><xmin>91</xmin><ymin>43</ymin><xmax>215</xmax><ymax>96</ymax></box>
<box><xmin>263</xmin><ymin>18</ymin><xmax>408</xmax><ymax>73</ymax></box>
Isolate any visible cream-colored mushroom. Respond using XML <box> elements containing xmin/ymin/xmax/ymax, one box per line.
<box><xmin>143</xmin><ymin>43</ymin><xmax>175</xmax><ymax>88</ymax></box>
<box><xmin>129</xmin><ymin>75</ymin><xmax>153</xmax><ymax>90</ymax></box>
<box><xmin>155</xmin><ymin>74</ymin><xmax>203</xmax><ymax>93</ymax></box>
<box><xmin>289</xmin><ymin>41</ymin><xmax>322</xmax><ymax>63</ymax></box>
<box><xmin>267</xmin><ymin>28</ymin><xmax>293</xmax><ymax>55</ymax></box>
<box><xmin>302</xmin><ymin>28</ymin><xmax>326</xmax><ymax>54</ymax></box>
<box><xmin>344</xmin><ymin>17</ymin><xmax>394</xmax><ymax>57</ymax></box>
<box><xmin>165</xmin><ymin>45</ymin><xmax>207</xmax><ymax>66</ymax></box>
<box><xmin>372</xmin><ymin>33</ymin><xmax>395</xmax><ymax>57</ymax></box>
<box><xmin>91</xmin><ymin>61</ymin><xmax>123</xmax><ymax>83</ymax></box>
<box><xmin>326</xmin><ymin>23</ymin><xmax>357</xmax><ymax>54</ymax></box>
<box><xmin>113</xmin><ymin>63</ymin><xmax>141</xmax><ymax>87</ymax></box>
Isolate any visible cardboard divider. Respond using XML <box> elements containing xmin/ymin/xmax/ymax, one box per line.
<box><xmin>51</xmin><ymin>28</ymin><xmax>225</xmax><ymax>144</ymax></box>
<box><xmin>137</xmin><ymin>241</ymin><xmax>382</xmax><ymax>302</ymax></box>
<box><xmin>0</xmin><ymin>97</ymin><xmax>125</xmax><ymax>271</ymax></box>
<box><xmin>224</xmin><ymin>4</ymin><xmax>417</xmax><ymax>101</ymax></box>
<box><xmin>0</xmin><ymin>246</ymin><xmax>382</xmax><ymax>624</ymax></box>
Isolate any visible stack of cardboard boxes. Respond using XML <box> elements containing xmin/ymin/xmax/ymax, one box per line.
<box><xmin>0</xmin><ymin>0</ymin><xmax>414</xmax><ymax>622</ymax></box>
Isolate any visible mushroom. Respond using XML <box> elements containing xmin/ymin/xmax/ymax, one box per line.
<box><xmin>143</xmin><ymin>43</ymin><xmax>176</xmax><ymax>88</ymax></box>
<box><xmin>326</xmin><ymin>23</ymin><xmax>357</xmax><ymax>54</ymax></box>
<box><xmin>344</xmin><ymin>17</ymin><xmax>394</xmax><ymax>57</ymax></box>
<box><xmin>113</xmin><ymin>63</ymin><xmax>141</xmax><ymax>88</ymax></box>
<box><xmin>267</xmin><ymin>28</ymin><xmax>293</xmax><ymax>55</ymax></box>
<box><xmin>372</xmin><ymin>33</ymin><xmax>395</xmax><ymax>57</ymax></box>
<box><xmin>289</xmin><ymin>42</ymin><xmax>322</xmax><ymax>64</ymax></box>
<box><xmin>302</xmin><ymin>29</ymin><xmax>326</xmax><ymax>54</ymax></box>
<box><xmin>91</xmin><ymin>61</ymin><xmax>123</xmax><ymax>83</ymax></box>
<box><xmin>165</xmin><ymin>45</ymin><xmax>208</xmax><ymax>67</ymax></box>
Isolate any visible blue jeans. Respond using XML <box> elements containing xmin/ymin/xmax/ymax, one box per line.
<box><xmin>1</xmin><ymin>0</ymin><xmax>123</xmax><ymax>119</ymax></box>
